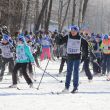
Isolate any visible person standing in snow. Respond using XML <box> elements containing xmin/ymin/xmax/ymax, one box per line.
<box><xmin>0</xmin><ymin>34</ymin><xmax>14</xmax><ymax>81</ymax></box>
<box><xmin>92</xmin><ymin>34</ymin><xmax>102</xmax><ymax>75</ymax></box>
<box><xmin>56</xmin><ymin>25</ymin><xmax>88</xmax><ymax>93</ymax></box>
<box><xmin>9</xmin><ymin>34</ymin><xmax>35</xmax><ymax>88</ymax></box>
<box><xmin>81</xmin><ymin>33</ymin><xmax>93</xmax><ymax>81</ymax></box>
<box><xmin>100</xmin><ymin>34</ymin><xmax>110</xmax><ymax>80</ymax></box>
<box><xmin>40</xmin><ymin>31</ymin><xmax>52</xmax><ymax>61</ymax></box>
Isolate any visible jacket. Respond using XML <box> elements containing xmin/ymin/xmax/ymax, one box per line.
<box><xmin>16</xmin><ymin>44</ymin><xmax>35</xmax><ymax>63</ymax></box>
<box><xmin>57</xmin><ymin>33</ymin><xmax>88</xmax><ymax>61</ymax></box>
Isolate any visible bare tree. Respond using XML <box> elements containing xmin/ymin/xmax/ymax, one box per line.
<box><xmin>43</xmin><ymin>0</ymin><xmax>48</xmax><ymax>29</ymax></box>
<box><xmin>45</xmin><ymin>0</ymin><xmax>53</xmax><ymax>31</ymax></box>
<box><xmin>34</xmin><ymin>0</ymin><xmax>49</xmax><ymax>31</ymax></box>
<box><xmin>9</xmin><ymin>0</ymin><xmax>23</xmax><ymax>35</ymax></box>
<box><xmin>22</xmin><ymin>0</ymin><xmax>31</xmax><ymax>31</ymax></box>
<box><xmin>60</xmin><ymin>0</ymin><xmax>71</xmax><ymax>32</ymax></box>
<box><xmin>0</xmin><ymin>0</ymin><xmax>9</xmax><ymax>26</ymax></box>
<box><xmin>58</xmin><ymin>0</ymin><xmax>63</xmax><ymax>32</ymax></box>
<box><xmin>34</xmin><ymin>0</ymin><xmax>39</xmax><ymax>32</ymax></box>
<box><xmin>71</xmin><ymin>0</ymin><xmax>76</xmax><ymax>25</ymax></box>
<box><xmin>78</xmin><ymin>0</ymin><xmax>84</xmax><ymax>27</ymax></box>
<box><xmin>82</xmin><ymin>0</ymin><xmax>89</xmax><ymax>22</ymax></box>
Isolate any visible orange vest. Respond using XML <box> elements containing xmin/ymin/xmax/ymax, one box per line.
<box><xmin>103</xmin><ymin>39</ymin><xmax>110</xmax><ymax>45</ymax></box>
<box><xmin>102</xmin><ymin>39</ymin><xmax>110</xmax><ymax>54</ymax></box>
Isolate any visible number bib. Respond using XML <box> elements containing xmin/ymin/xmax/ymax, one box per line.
<box><xmin>1</xmin><ymin>45</ymin><xmax>12</xmax><ymax>58</ymax></box>
<box><xmin>67</xmin><ymin>37</ymin><xmax>81</xmax><ymax>54</ymax></box>
<box><xmin>42</xmin><ymin>40</ymin><xmax>50</xmax><ymax>46</ymax></box>
<box><xmin>16</xmin><ymin>46</ymin><xmax>28</xmax><ymax>61</ymax></box>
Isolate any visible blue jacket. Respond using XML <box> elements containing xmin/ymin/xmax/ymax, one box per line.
<box><xmin>41</xmin><ymin>35</ymin><xmax>51</xmax><ymax>48</ymax></box>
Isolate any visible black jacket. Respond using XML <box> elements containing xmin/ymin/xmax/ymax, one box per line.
<box><xmin>57</xmin><ymin>33</ymin><xmax>88</xmax><ymax>61</ymax></box>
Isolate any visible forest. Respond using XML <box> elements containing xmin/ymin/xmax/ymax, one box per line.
<box><xmin>0</xmin><ymin>0</ymin><xmax>109</xmax><ymax>35</ymax></box>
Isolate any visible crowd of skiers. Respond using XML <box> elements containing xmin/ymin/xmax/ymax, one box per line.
<box><xmin>0</xmin><ymin>25</ymin><xmax>110</xmax><ymax>93</ymax></box>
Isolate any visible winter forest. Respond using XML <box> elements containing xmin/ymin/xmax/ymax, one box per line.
<box><xmin>0</xmin><ymin>0</ymin><xmax>109</xmax><ymax>35</ymax></box>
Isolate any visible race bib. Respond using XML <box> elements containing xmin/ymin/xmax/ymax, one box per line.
<box><xmin>16</xmin><ymin>47</ymin><xmax>28</xmax><ymax>61</ymax></box>
<box><xmin>2</xmin><ymin>45</ymin><xmax>11</xmax><ymax>57</ymax></box>
<box><xmin>67</xmin><ymin>37</ymin><xmax>81</xmax><ymax>54</ymax></box>
<box><xmin>42</xmin><ymin>40</ymin><xmax>50</xmax><ymax>46</ymax></box>
<box><xmin>3</xmin><ymin>52</ymin><xmax>11</xmax><ymax>56</ymax></box>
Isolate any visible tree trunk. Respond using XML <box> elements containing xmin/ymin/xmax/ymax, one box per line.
<box><xmin>71</xmin><ymin>0</ymin><xmax>76</xmax><ymax>25</ymax></box>
<box><xmin>41</xmin><ymin>0</ymin><xmax>46</xmax><ymax>29</ymax></box>
<box><xmin>60</xmin><ymin>0</ymin><xmax>71</xmax><ymax>32</ymax></box>
<box><xmin>22</xmin><ymin>0</ymin><xmax>31</xmax><ymax>31</ymax></box>
<box><xmin>82</xmin><ymin>0</ymin><xmax>89</xmax><ymax>22</ymax></box>
<box><xmin>0</xmin><ymin>0</ymin><xmax>9</xmax><ymax>26</ymax></box>
<box><xmin>35</xmin><ymin>0</ymin><xmax>49</xmax><ymax>31</ymax></box>
<box><xmin>78</xmin><ymin>0</ymin><xmax>84</xmax><ymax>27</ymax></box>
<box><xmin>9</xmin><ymin>0</ymin><xmax>23</xmax><ymax>35</ymax></box>
<box><xmin>45</xmin><ymin>0</ymin><xmax>53</xmax><ymax>31</ymax></box>
<box><xmin>58</xmin><ymin>0</ymin><xmax>63</xmax><ymax>32</ymax></box>
<box><xmin>34</xmin><ymin>0</ymin><xmax>39</xmax><ymax>33</ymax></box>
<box><xmin>44</xmin><ymin>2</ymin><xmax>48</xmax><ymax>29</ymax></box>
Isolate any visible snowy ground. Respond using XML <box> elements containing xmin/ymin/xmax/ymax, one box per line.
<box><xmin>0</xmin><ymin>59</ymin><xmax>110</xmax><ymax>110</ymax></box>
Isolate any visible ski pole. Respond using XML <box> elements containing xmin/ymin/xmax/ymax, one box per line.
<box><xmin>38</xmin><ymin>67</ymin><xmax>63</xmax><ymax>83</ymax></box>
<box><xmin>37</xmin><ymin>60</ymin><xmax>50</xmax><ymax>90</ymax></box>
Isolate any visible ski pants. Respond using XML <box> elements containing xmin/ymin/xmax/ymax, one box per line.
<box><xmin>83</xmin><ymin>58</ymin><xmax>93</xmax><ymax>80</ymax></box>
<box><xmin>59</xmin><ymin>57</ymin><xmax>67</xmax><ymax>73</ymax></box>
<box><xmin>102</xmin><ymin>54</ymin><xmax>110</xmax><ymax>75</ymax></box>
<box><xmin>65</xmin><ymin>59</ymin><xmax>80</xmax><ymax>89</ymax></box>
<box><xmin>12</xmin><ymin>63</ymin><xmax>33</xmax><ymax>85</ymax></box>
<box><xmin>0</xmin><ymin>57</ymin><xmax>14</xmax><ymax>79</ymax></box>
<box><xmin>40</xmin><ymin>48</ymin><xmax>51</xmax><ymax>61</ymax></box>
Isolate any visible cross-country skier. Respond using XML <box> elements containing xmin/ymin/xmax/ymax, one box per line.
<box><xmin>0</xmin><ymin>34</ymin><xmax>14</xmax><ymax>81</ymax></box>
<box><xmin>56</xmin><ymin>25</ymin><xmax>88</xmax><ymax>93</ymax></box>
<box><xmin>100</xmin><ymin>34</ymin><xmax>110</xmax><ymax>80</ymax></box>
<box><xmin>9</xmin><ymin>34</ymin><xmax>35</xmax><ymax>88</ymax></box>
<box><xmin>40</xmin><ymin>31</ymin><xmax>52</xmax><ymax>61</ymax></box>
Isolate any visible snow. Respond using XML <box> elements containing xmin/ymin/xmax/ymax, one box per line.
<box><xmin>0</xmin><ymin>59</ymin><xmax>110</xmax><ymax>110</ymax></box>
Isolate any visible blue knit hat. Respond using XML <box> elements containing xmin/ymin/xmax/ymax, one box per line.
<box><xmin>2</xmin><ymin>34</ymin><xmax>13</xmax><ymax>45</ymax></box>
<box><xmin>17</xmin><ymin>34</ymin><xmax>25</xmax><ymax>42</ymax></box>
<box><xmin>25</xmin><ymin>34</ymin><xmax>31</xmax><ymax>40</ymax></box>
<box><xmin>69</xmin><ymin>25</ymin><xmax>79</xmax><ymax>32</ymax></box>
<box><xmin>104</xmin><ymin>34</ymin><xmax>109</xmax><ymax>39</ymax></box>
<box><xmin>3</xmin><ymin>34</ymin><xmax>9</xmax><ymax>41</ymax></box>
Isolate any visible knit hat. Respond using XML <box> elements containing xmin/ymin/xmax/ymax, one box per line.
<box><xmin>17</xmin><ymin>34</ymin><xmax>25</xmax><ymax>42</ymax></box>
<box><xmin>104</xmin><ymin>34</ymin><xmax>109</xmax><ymax>39</ymax></box>
<box><xmin>2</xmin><ymin>34</ymin><xmax>9</xmax><ymax>41</ymax></box>
<box><xmin>69</xmin><ymin>25</ymin><xmax>79</xmax><ymax>32</ymax></box>
<box><xmin>25</xmin><ymin>34</ymin><xmax>32</xmax><ymax>42</ymax></box>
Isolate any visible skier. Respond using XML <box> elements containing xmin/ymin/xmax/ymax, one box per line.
<box><xmin>9</xmin><ymin>34</ymin><xmax>35</xmax><ymax>88</ymax></box>
<box><xmin>56</xmin><ymin>25</ymin><xmax>88</xmax><ymax>93</ymax></box>
<box><xmin>0</xmin><ymin>34</ymin><xmax>14</xmax><ymax>81</ymax></box>
<box><xmin>40</xmin><ymin>31</ymin><xmax>52</xmax><ymax>61</ymax></box>
<box><xmin>92</xmin><ymin>34</ymin><xmax>102</xmax><ymax>75</ymax></box>
<box><xmin>81</xmin><ymin>33</ymin><xmax>93</xmax><ymax>81</ymax></box>
<box><xmin>100</xmin><ymin>34</ymin><xmax>110</xmax><ymax>80</ymax></box>
<box><xmin>33</xmin><ymin>35</ymin><xmax>42</xmax><ymax>67</ymax></box>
